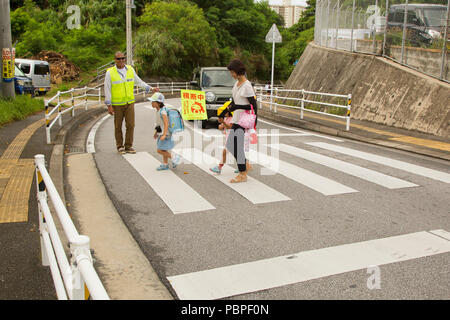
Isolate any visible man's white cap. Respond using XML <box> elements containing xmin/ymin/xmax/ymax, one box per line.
<box><xmin>148</xmin><ymin>92</ymin><xmax>165</xmax><ymax>103</ymax></box>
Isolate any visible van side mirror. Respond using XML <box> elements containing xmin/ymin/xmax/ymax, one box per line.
<box><xmin>190</xmin><ymin>80</ymin><xmax>198</xmax><ymax>86</ymax></box>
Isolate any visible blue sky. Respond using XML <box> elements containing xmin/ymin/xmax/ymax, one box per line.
<box><xmin>255</xmin><ymin>0</ymin><xmax>308</xmax><ymax>6</ymax></box>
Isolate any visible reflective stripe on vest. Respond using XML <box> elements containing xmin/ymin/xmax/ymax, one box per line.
<box><xmin>108</xmin><ymin>65</ymin><xmax>135</xmax><ymax>106</ymax></box>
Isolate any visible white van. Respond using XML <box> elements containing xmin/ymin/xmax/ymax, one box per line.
<box><xmin>15</xmin><ymin>59</ymin><xmax>51</xmax><ymax>95</ymax></box>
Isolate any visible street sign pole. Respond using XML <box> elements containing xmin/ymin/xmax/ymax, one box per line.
<box><xmin>265</xmin><ymin>24</ymin><xmax>282</xmax><ymax>112</ymax></box>
<box><xmin>270</xmin><ymin>40</ymin><xmax>275</xmax><ymax>111</ymax></box>
<box><xmin>0</xmin><ymin>0</ymin><xmax>15</xmax><ymax>99</ymax></box>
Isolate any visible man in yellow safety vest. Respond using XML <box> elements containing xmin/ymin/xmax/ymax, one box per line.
<box><xmin>104</xmin><ymin>51</ymin><xmax>159</xmax><ymax>154</ymax></box>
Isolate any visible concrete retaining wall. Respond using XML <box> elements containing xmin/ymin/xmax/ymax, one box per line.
<box><xmin>285</xmin><ymin>43</ymin><xmax>450</xmax><ymax>138</ymax></box>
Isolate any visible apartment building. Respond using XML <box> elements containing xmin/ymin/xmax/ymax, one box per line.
<box><xmin>270</xmin><ymin>0</ymin><xmax>306</xmax><ymax>28</ymax></box>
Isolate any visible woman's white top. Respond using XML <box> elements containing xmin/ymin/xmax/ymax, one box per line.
<box><xmin>231</xmin><ymin>80</ymin><xmax>256</xmax><ymax>124</ymax></box>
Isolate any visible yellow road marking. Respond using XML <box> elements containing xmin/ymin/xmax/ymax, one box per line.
<box><xmin>390</xmin><ymin>136</ymin><xmax>450</xmax><ymax>152</ymax></box>
<box><xmin>263</xmin><ymin>103</ymin><xmax>450</xmax><ymax>152</ymax></box>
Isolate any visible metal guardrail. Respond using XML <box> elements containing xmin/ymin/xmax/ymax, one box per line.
<box><xmin>45</xmin><ymin>86</ymin><xmax>101</xmax><ymax>144</ymax></box>
<box><xmin>134</xmin><ymin>82</ymin><xmax>191</xmax><ymax>96</ymax></box>
<box><xmin>256</xmin><ymin>87</ymin><xmax>352</xmax><ymax>131</ymax></box>
<box><xmin>34</xmin><ymin>154</ymin><xmax>109</xmax><ymax>300</ymax></box>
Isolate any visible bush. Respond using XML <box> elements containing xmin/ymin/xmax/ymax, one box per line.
<box><xmin>0</xmin><ymin>96</ymin><xmax>45</xmax><ymax>126</ymax></box>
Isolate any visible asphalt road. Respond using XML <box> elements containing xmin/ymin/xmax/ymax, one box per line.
<box><xmin>91</xmin><ymin>99</ymin><xmax>450</xmax><ymax>299</ymax></box>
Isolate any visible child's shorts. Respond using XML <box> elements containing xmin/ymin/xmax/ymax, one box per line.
<box><xmin>157</xmin><ymin>135</ymin><xmax>174</xmax><ymax>151</ymax></box>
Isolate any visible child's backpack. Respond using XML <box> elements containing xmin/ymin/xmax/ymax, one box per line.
<box><xmin>160</xmin><ymin>106</ymin><xmax>184</xmax><ymax>134</ymax></box>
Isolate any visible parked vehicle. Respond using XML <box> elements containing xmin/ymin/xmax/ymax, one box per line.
<box><xmin>387</xmin><ymin>4</ymin><xmax>448</xmax><ymax>46</ymax></box>
<box><xmin>190</xmin><ymin>67</ymin><xmax>234</xmax><ymax>128</ymax></box>
<box><xmin>14</xmin><ymin>65</ymin><xmax>34</xmax><ymax>96</ymax></box>
<box><xmin>15</xmin><ymin>59</ymin><xmax>51</xmax><ymax>95</ymax></box>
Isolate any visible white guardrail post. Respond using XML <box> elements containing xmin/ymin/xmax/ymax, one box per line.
<box><xmin>57</xmin><ymin>91</ymin><xmax>62</xmax><ymax>126</ymax></box>
<box><xmin>346</xmin><ymin>94</ymin><xmax>352</xmax><ymax>131</ymax></box>
<box><xmin>300</xmin><ymin>89</ymin><xmax>305</xmax><ymax>120</ymax></box>
<box><xmin>71</xmin><ymin>88</ymin><xmax>75</xmax><ymax>117</ymax></box>
<box><xmin>34</xmin><ymin>154</ymin><xmax>110</xmax><ymax>300</ymax></box>
<box><xmin>84</xmin><ymin>86</ymin><xmax>88</xmax><ymax>110</ymax></box>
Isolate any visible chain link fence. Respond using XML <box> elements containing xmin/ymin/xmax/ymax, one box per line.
<box><xmin>314</xmin><ymin>0</ymin><xmax>449</xmax><ymax>82</ymax></box>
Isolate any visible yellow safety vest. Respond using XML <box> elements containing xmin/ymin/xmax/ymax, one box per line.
<box><xmin>108</xmin><ymin>65</ymin><xmax>135</xmax><ymax>106</ymax></box>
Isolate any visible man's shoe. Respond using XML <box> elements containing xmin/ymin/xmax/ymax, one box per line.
<box><xmin>125</xmin><ymin>147</ymin><xmax>136</xmax><ymax>154</ymax></box>
<box><xmin>118</xmin><ymin>147</ymin><xmax>126</xmax><ymax>154</ymax></box>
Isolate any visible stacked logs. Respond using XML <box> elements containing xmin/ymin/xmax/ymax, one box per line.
<box><xmin>31</xmin><ymin>51</ymin><xmax>80</xmax><ymax>84</ymax></box>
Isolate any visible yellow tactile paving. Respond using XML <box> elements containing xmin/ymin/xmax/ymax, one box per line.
<box><xmin>0</xmin><ymin>118</ymin><xmax>46</xmax><ymax>224</ymax></box>
<box><xmin>389</xmin><ymin>136</ymin><xmax>450</xmax><ymax>152</ymax></box>
<box><xmin>0</xmin><ymin>159</ymin><xmax>35</xmax><ymax>223</ymax></box>
<box><xmin>263</xmin><ymin>103</ymin><xmax>450</xmax><ymax>152</ymax></box>
<box><xmin>1</xmin><ymin>119</ymin><xmax>45</xmax><ymax>160</ymax></box>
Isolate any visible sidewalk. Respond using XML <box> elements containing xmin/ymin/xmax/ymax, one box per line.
<box><xmin>258</xmin><ymin>103</ymin><xmax>450</xmax><ymax>161</ymax></box>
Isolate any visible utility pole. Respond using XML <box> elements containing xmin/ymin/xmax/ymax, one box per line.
<box><xmin>0</xmin><ymin>0</ymin><xmax>15</xmax><ymax>99</ymax></box>
<box><xmin>126</xmin><ymin>0</ymin><xmax>133</xmax><ymax>65</ymax></box>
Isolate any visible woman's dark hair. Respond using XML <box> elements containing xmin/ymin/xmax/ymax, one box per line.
<box><xmin>227</xmin><ymin>59</ymin><xmax>246</xmax><ymax>76</ymax></box>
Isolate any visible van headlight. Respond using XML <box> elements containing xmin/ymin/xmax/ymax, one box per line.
<box><xmin>17</xmin><ymin>80</ymin><xmax>25</xmax><ymax>86</ymax></box>
<box><xmin>427</xmin><ymin>29</ymin><xmax>441</xmax><ymax>39</ymax></box>
<box><xmin>205</xmin><ymin>92</ymin><xmax>215</xmax><ymax>102</ymax></box>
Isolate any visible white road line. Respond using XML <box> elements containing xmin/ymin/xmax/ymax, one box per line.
<box><xmin>257</xmin><ymin>118</ymin><xmax>343</xmax><ymax>142</ymax></box>
<box><xmin>167</xmin><ymin>230</ymin><xmax>450</xmax><ymax>300</ymax></box>
<box><xmin>86</xmin><ymin>114</ymin><xmax>111</xmax><ymax>153</ymax></box>
<box><xmin>307</xmin><ymin>142</ymin><xmax>450</xmax><ymax>184</ymax></box>
<box><xmin>123</xmin><ymin>152</ymin><xmax>215</xmax><ymax>214</ymax></box>
<box><xmin>247</xmin><ymin>149</ymin><xmax>357</xmax><ymax>196</ymax></box>
<box><xmin>429</xmin><ymin>230</ymin><xmax>450</xmax><ymax>241</ymax></box>
<box><xmin>174</xmin><ymin>148</ymin><xmax>291</xmax><ymax>204</ymax></box>
<box><xmin>269</xmin><ymin>144</ymin><xmax>418</xmax><ymax>189</ymax></box>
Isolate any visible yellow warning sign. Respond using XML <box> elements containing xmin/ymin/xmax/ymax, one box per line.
<box><xmin>180</xmin><ymin>90</ymin><xmax>207</xmax><ymax>120</ymax></box>
<box><xmin>2</xmin><ymin>48</ymin><xmax>15</xmax><ymax>82</ymax></box>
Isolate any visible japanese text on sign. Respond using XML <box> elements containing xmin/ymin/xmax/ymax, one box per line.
<box><xmin>180</xmin><ymin>90</ymin><xmax>207</xmax><ymax>120</ymax></box>
<box><xmin>2</xmin><ymin>48</ymin><xmax>15</xmax><ymax>82</ymax></box>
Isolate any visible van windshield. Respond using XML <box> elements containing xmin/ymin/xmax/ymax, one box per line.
<box><xmin>15</xmin><ymin>65</ymin><xmax>25</xmax><ymax>77</ymax></box>
<box><xmin>35</xmin><ymin>64</ymin><xmax>50</xmax><ymax>75</ymax></box>
<box><xmin>202</xmin><ymin>70</ymin><xmax>235</xmax><ymax>88</ymax></box>
<box><xmin>423</xmin><ymin>8</ymin><xmax>446</xmax><ymax>27</ymax></box>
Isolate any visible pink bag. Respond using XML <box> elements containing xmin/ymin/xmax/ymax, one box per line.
<box><xmin>248</xmin><ymin>128</ymin><xmax>258</xmax><ymax>144</ymax></box>
<box><xmin>238</xmin><ymin>105</ymin><xmax>256</xmax><ymax>129</ymax></box>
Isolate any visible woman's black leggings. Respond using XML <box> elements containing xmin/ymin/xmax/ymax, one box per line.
<box><xmin>226</xmin><ymin>124</ymin><xmax>247</xmax><ymax>172</ymax></box>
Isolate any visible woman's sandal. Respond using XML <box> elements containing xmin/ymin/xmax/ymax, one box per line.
<box><xmin>230</xmin><ymin>173</ymin><xmax>247</xmax><ymax>183</ymax></box>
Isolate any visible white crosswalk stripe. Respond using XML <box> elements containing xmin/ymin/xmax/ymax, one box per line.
<box><xmin>167</xmin><ymin>230</ymin><xmax>450</xmax><ymax>300</ymax></box>
<box><xmin>269</xmin><ymin>143</ymin><xmax>418</xmax><ymax>189</ymax></box>
<box><xmin>123</xmin><ymin>152</ymin><xmax>215</xmax><ymax>214</ymax></box>
<box><xmin>247</xmin><ymin>149</ymin><xmax>358</xmax><ymax>196</ymax></box>
<box><xmin>174</xmin><ymin>148</ymin><xmax>291</xmax><ymax>204</ymax></box>
<box><xmin>307</xmin><ymin>142</ymin><xmax>450</xmax><ymax>184</ymax></box>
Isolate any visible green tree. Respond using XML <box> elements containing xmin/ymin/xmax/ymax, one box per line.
<box><xmin>135</xmin><ymin>0</ymin><xmax>218</xmax><ymax>78</ymax></box>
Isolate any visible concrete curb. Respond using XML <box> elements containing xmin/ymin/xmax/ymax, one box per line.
<box><xmin>49</xmin><ymin>105</ymin><xmax>108</xmax><ymax>205</ymax></box>
<box><xmin>258</xmin><ymin>108</ymin><xmax>450</xmax><ymax>162</ymax></box>
<box><xmin>48</xmin><ymin>102</ymin><xmax>173</xmax><ymax>300</ymax></box>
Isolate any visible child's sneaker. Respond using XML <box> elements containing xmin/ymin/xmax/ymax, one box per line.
<box><xmin>156</xmin><ymin>164</ymin><xmax>170</xmax><ymax>171</ymax></box>
<box><xmin>172</xmin><ymin>155</ymin><xmax>181</xmax><ymax>168</ymax></box>
<box><xmin>210</xmin><ymin>165</ymin><xmax>222</xmax><ymax>174</ymax></box>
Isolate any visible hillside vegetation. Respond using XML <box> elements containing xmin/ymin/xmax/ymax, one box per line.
<box><xmin>10</xmin><ymin>0</ymin><xmax>316</xmax><ymax>81</ymax></box>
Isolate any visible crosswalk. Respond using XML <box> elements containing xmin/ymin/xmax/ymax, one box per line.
<box><xmin>121</xmin><ymin>141</ymin><xmax>450</xmax><ymax>299</ymax></box>
<box><xmin>167</xmin><ymin>229</ymin><xmax>450</xmax><ymax>299</ymax></box>
<box><xmin>93</xmin><ymin>106</ymin><xmax>450</xmax><ymax>300</ymax></box>
<box><xmin>120</xmin><ymin>140</ymin><xmax>450</xmax><ymax>215</ymax></box>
